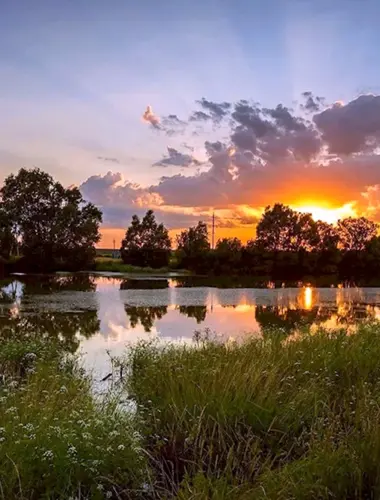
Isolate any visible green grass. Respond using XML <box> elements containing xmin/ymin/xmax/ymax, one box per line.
<box><xmin>94</xmin><ymin>257</ymin><xmax>174</xmax><ymax>274</ymax></box>
<box><xmin>128</xmin><ymin>324</ymin><xmax>380</xmax><ymax>499</ymax></box>
<box><xmin>0</xmin><ymin>338</ymin><xmax>147</xmax><ymax>499</ymax></box>
<box><xmin>6</xmin><ymin>325</ymin><xmax>380</xmax><ymax>498</ymax></box>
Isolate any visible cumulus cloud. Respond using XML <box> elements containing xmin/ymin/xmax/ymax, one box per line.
<box><xmin>142</xmin><ymin>105</ymin><xmax>160</xmax><ymax>129</ymax></box>
<box><xmin>153</xmin><ymin>147</ymin><xmax>202</xmax><ymax>168</ymax></box>
<box><xmin>84</xmin><ymin>91</ymin><xmax>380</xmax><ymax>232</ymax></box>
<box><xmin>314</xmin><ymin>94</ymin><xmax>380</xmax><ymax>155</ymax></box>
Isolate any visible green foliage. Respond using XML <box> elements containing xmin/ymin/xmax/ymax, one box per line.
<box><xmin>121</xmin><ymin>210</ymin><xmax>171</xmax><ymax>268</ymax></box>
<box><xmin>0</xmin><ymin>340</ymin><xmax>146</xmax><ymax>499</ymax></box>
<box><xmin>128</xmin><ymin>324</ymin><xmax>380</xmax><ymax>498</ymax></box>
<box><xmin>0</xmin><ymin>168</ymin><xmax>102</xmax><ymax>271</ymax></box>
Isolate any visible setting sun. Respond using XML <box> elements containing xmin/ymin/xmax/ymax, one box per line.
<box><xmin>293</xmin><ymin>203</ymin><xmax>357</xmax><ymax>225</ymax></box>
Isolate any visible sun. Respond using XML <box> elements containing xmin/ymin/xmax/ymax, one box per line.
<box><xmin>293</xmin><ymin>202</ymin><xmax>357</xmax><ymax>225</ymax></box>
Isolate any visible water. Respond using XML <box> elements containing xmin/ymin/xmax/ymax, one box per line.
<box><xmin>2</xmin><ymin>273</ymin><xmax>380</xmax><ymax>380</ymax></box>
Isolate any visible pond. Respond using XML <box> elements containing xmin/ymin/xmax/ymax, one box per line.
<box><xmin>2</xmin><ymin>273</ymin><xmax>380</xmax><ymax>379</ymax></box>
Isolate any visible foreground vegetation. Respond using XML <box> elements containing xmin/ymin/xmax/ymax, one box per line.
<box><xmin>129</xmin><ymin>324</ymin><xmax>380</xmax><ymax>498</ymax></box>
<box><xmin>6</xmin><ymin>324</ymin><xmax>380</xmax><ymax>498</ymax></box>
<box><xmin>0</xmin><ymin>337</ymin><xmax>146</xmax><ymax>499</ymax></box>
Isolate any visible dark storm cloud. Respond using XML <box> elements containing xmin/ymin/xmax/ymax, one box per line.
<box><xmin>314</xmin><ymin>94</ymin><xmax>380</xmax><ymax>155</ymax></box>
<box><xmin>153</xmin><ymin>147</ymin><xmax>202</xmax><ymax>168</ymax></box>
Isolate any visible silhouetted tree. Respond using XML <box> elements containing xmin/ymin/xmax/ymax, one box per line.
<box><xmin>0</xmin><ymin>208</ymin><xmax>16</xmax><ymax>259</ymax></box>
<box><xmin>176</xmin><ymin>221</ymin><xmax>210</xmax><ymax>272</ymax></box>
<box><xmin>1</xmin><ymin>168</ymin><xmax>102</xmax><ymax>271</ymax></box>
<box><xmin>256</xmin><ymin>204</ymin><xmax>318</xmax><ymax>252</ymax></box>
<box><xmin>213</xmin><ymin>237</ymin><xmax>243</xmax><ymax>274</ymax></box>
<box><xmin>337</xmin><ymin>217</ymin><xmax>377</xmax><ymax>251</ymax></box>
<box><xmin>120</xmin><ymin>210</ymin><xmax>171</xmax><ymax>268</ymax></box>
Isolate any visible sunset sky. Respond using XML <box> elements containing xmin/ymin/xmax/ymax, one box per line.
<box><xmin>2</xmin><ymin>0</ymin><xmax>380</xmax><ymax>247</ymax></box>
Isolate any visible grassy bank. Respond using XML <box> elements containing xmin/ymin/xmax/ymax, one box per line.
<box><xmin>6</xmin><ymin>325</ymin><xmax>380</xmax><ymax>498</ymax></box>
<box><xmin>128</xmin><ymin>325</ymin><xmax>380</xmax><ymax>499</ymax></box>
<box><xmin>0</xmin><ymin>337</ymin><xmax>147</xmax><ymax>499</ymax></box>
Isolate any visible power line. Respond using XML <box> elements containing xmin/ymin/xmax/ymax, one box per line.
<box><xmin>212</xmin><ymin>212</ymin><xmax>215</xmax><ymax>249</ymax></box>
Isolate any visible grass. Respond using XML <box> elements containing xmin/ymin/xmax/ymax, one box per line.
<box><xmin>6</xmin><ymin>324</ymin><xmax>380</xmax><ymax>498</ymax></box>
<box><xmin>94</xmin><ymin>257</ymin><xmax>176</xmax><ymax>274</ymax></box>
<box><xmin>0</xmin><ymin>338</ymin><xmax>147</xmax><ymax>499</ymax></box>
<box><xmin>128</xmin><ymin>324</ymin><xmax>380</xmax><ymax>499</ymax></box>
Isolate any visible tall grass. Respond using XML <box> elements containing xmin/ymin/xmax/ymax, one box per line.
<box><xmin>129</xmin><ymin>324</ymin><xmax>380</xmax><ymax>498</ymax></box>
<box><xmin>0</xmin><ymin>339</ymin><xmax>147</xmax><ymax>499</ymax></box>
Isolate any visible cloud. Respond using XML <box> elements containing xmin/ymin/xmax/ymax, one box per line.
<box><xmin>301</xmin><ymin>91</ymin><xmax>325</xmax><ymax>113</ymax></box>
<box><xmin>97</xmin><ymin>156</ymin><xmax>120</xmax><ymax>164</ymax></box>
<box><xmin>153</xmin><ymin>147</ymin><xmax>202</xmax><ymax>168</ymax></box>
<box><xmin>313</xmin><ymin>94</ymin><xmax>380</xmax><ymax>155</ymax></box>
<box><xmin>142</xmin><ymin>105</ymin><xmax>160</xmax><ymax>129</ymax></box>
<box><xmin>194</xmin><ymin>98</ymin><xmax>231</xmax><ymax>123</ymax></box>
<box><xmin>84</xmin><ymin>92</ymin><xmax>380</xmax><ymax>233</ymax></box>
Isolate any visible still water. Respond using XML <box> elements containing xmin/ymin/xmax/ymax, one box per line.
<box><xmin>2</xmin><ymin>273</ymin><xmax>380</xmax><ymax>379</ymax></box>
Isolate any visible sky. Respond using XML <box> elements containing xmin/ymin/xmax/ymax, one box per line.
<box><xmin>2</xmin><ymin>0</ymin><xmax>380</xmax><ymax>247</ymax></box>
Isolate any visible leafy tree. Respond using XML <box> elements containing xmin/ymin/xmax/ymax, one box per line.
<box><xmin>337</xmin><ymin>217</ymin><xmax>378</xmax><ymax>251</ymax></box>
<box><xmin>120</xmin><ymin>210</ymin><xmax>171</xmax><ymax>268</ymax></box>
<box><xmin>256</xmin><ymin>204</ymin><xmax>318</xmax><ymax>252</ymax></box>
<box><xmin>176</xmin><ymin>221</ymin><xmax>210</xmax><ymax>271</ymax></box>
<box><xmin>1</xmin><ymin>168</ymin><xmax>102</xmax><ymax>271</ymax></box>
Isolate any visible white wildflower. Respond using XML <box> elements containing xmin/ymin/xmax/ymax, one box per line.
<box><xmin>42</xmin><ymin>450</ymin><xmax>54</xmax><ymax>460</ymax></box>
<box><xmin>117</xmin><ymin>444</ymin><xmax>125</xmax><ymax>451</ymax></box>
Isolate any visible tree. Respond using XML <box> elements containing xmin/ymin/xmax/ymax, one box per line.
<box><xmin>337</xmin><ymin>217</ymin><xmax>378</xmax><ymax>251</ymax></box>
<box><xmin>213</xmin><ymin>237</ymin><xmax>243</xmax><ymax>273</ymax></box>
<box><xmin>120</xmin><ymin>210</ymin><xmax>171</xmax><ymax>268</ymax></box>
<box><xmin>0</xmin><ymin>208</ymin><xmax>16</xmax><ymax>259</ymax></box>
<box><xmin>176</xmin><ymin>221</ymin><xmax>210</xmax><ymax>271</ymax></box>
<box><xmin>256</xmin><ymin>204</ymin><xmax>318</xmax><ymax>252</ymax></box>
<box><xmin>1</xmin><ymin>168</ymin><xmax>102</xmax><ymax>271</ymax></box>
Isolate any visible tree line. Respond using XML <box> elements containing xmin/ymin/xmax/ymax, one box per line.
<box><xmin>121</xmin><ymin>205</ymin><xmax>380</xmax><ymax>282</ymax></box>
<box><xmin>0</xmin><ymin>168</ymin><xmax>102</xmax><ymax>272</ymax></box>
<box><xmin>2</xmin><ymin>167</ymin><xmax>379</xmax><ymax>280</ymax></box>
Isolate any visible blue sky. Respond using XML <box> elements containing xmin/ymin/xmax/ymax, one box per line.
<box><xmin>2</xmin><ymin>0</ymin><xmax>380</xmax><ymax>187</ymax></box>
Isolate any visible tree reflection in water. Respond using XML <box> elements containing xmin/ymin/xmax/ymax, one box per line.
<box><xmin>120</xmin><ymin>279</ymin><xmax>169</xmax><ymax>290</ymax></box>
<box><xmin>125</xmin><ymin>306</ymin><xmax>168</xmax><ymax>332</ymax></box>
<box><xmin>0</xmin><ymin>311</ymin><xmax>99</xmax><ymax>353</ymax></box>
<box><xmin>177</xmin><ymin>305</ymin><xmax>207</xmax><ymax>323</ymax></box>
<box><xmin>0</xmin><ymin>274</ymin><xmax>99</xmax><ymax>353</ymax></box>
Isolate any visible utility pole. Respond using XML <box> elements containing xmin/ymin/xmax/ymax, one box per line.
<box><xmin>212</xmin><ymin>212</ymin><xmax>215</xmax><ymax>250</ymax></box>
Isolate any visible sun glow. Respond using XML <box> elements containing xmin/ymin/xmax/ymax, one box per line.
<box><xmin>293</xmin><ymin>202</ymin><xmax>357</xmax><ymax>224</ymax></box>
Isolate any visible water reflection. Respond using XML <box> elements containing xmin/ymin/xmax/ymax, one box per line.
<box><xmin>125</xmin><ymin>306</ymin><xmax>168</xmax><ymax>332</ymax></box>
<box><xmin>1</xmin><ymin>275</ymin><xmax>380</xmax><ymax>376</ymax></box>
